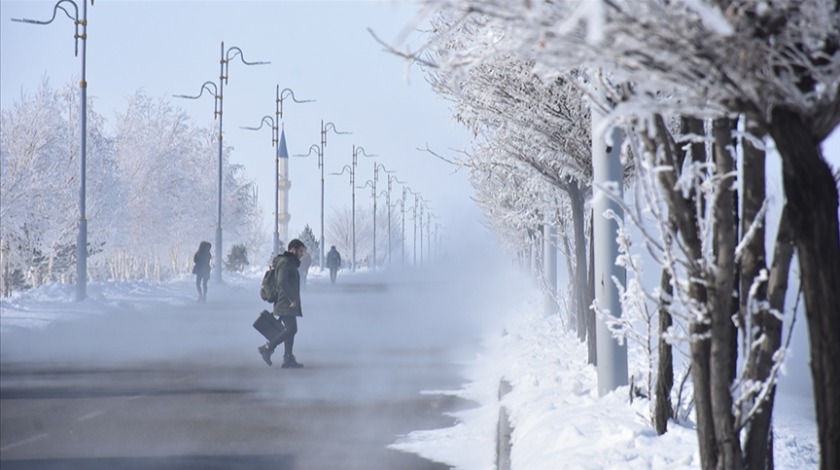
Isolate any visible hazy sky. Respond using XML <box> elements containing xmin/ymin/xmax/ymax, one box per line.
<box><xmin>2</xmin><ymin>0</ymin><xmax>838</xmax><ymax>254</ymax></box>
<box><xmin>0</xmin><ymin>0</ymin><xmax>479</xmax><ymax>250</ymax></box>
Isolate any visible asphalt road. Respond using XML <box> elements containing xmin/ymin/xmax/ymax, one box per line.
<box><xmin>0</xmin><ymin>269</ymin><xmax>488</xmax><ymax>469</ymax></box>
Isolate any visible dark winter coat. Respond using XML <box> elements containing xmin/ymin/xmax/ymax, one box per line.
<box><xmin>273</xmin><ymin>251</ymin><xmax>303</xmax><ymax>317</ymax></box>
<box><xmin>193</xmin><ymin>242</ymin><xmax>212</xmax><ymax>277</ymax></box>
<box><xmin>327</xmin><ymin>248</ymin><xmax>341</xmax><ymax>269</ymax></box>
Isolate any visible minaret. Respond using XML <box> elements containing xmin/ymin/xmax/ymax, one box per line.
<box><xmin>278</xmin><ymin>127</ymin><xmax>291</xmax><ymax>244</ymax></box>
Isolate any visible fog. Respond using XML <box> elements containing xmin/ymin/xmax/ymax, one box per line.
<box><xmin>0</xmin><ymin>205</ymin><xmax>525</xmax><ymax>468</ymax></box>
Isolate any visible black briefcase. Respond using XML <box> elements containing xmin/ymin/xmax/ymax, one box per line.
<box><xmin>253</xmin><ymin>310</ymin><xmax>285</xmax><ymax>342</ymax></box>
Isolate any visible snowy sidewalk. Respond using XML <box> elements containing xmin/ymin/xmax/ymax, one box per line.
<box><xmin>391</xmin><ymin>294</ymin><xmax>819</xmax><ymax>470</ymax></box>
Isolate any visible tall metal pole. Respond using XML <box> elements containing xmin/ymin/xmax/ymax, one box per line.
<box><xmin>193</xmin><ymin>42</ymin><xmax>269</xmax><ymax>282</ymax></box>
<box><xmin>592</xmin><ymin>87</ymin><xmax>628</xmax><ymax>395</ymax></box>
<box><xmin>384</xmin><ymin>175</ymin><xmax>404</xmax><ymax>268</ymax></box>
<box><xmin>215</xmin><ymin>42</ymin><xmax>225</xmax><ymax>283</ymax></box>
<box><xmin>275</xmin><ymin>137</ymin><xmax>280</xmax><ymax>256</ymax></box>
<box><xmin>372</xmin><ymin>165</ymin><xmax>378</xmax><ymax>271</ymax></box>
<box><xmin>319</xmin><ymin>120</ymin><xmax>326</xmax><ymax>270</ymax></box>
<box><xmin>77</xmin><ymin>0</ymin><xmax>89</xmax><ymax>301</ymax></box>
<box><xmin>419</xmin><ymin>204</ymin><xmax>424</xmax><ymax>265</ymax></box>
<box><xmin>387</xmin><ymin>191</ymin><xmax>392</xmax><ymax>267</ymax></box>
<box><xmin>319</xmin><ymin>121</ymin><xmax>350</xmax><ymax>270</ymax></box>
<box><xmin>434</xmin><ymin>223</ymin><xmax>440</xmax><ymax>260</ymax></box>
<box><xmin>352</xmin><ymin>146</ymin><xmax>357</xmax><ymax>271</ymax></box>
<box><xmin>13</xmin><ymin>0</ymin><xmax>93</xmax><ymax>301</ymax></box>
<box><xmin>413</xmin><ymin>199</ymin><xmax>417</xmax><ymax>266</ymax></box>
<box><xmin>401</xmin><ymin>189</ymin><xmax>407</xmax><ymax>266</ymax></box>
<box><xmin>273</xmin><ymin>89</ymin><xmax>281</xmax><ymax>257</ymax></box>
<box><xmin>426</xmin><ymin>212</ymin><xmax>431</xmax><ymax>262</ymax></box>
<box><xmin>368</xmin><ymin>163</ymin><xmax>394</xmax><ymax>271</ymax></box>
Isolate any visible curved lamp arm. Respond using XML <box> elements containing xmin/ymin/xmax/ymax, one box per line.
<box><xmin>277</xmin><ymin>86</ymin><xmax>314</xmax><ymax>119</ymax></box>
<box><xmin>226</xmin><ymin>46</ymin><xmax>271</xmax><ymax>66</ymax></box>
<box><xmin>324</xmin><ymin>122</ymin><xmax>351</xmax><ymax>136</ymax></box>
<box><xmin>11</xmin><ymin>0</ymin><xmax>77</xmax><ymax>24</ymax></box>
<box><xmin>222</xmin><ymin>46</ymin><xmax>269</xmax><ymax>85</ymax></box>
<box><xmin>12</xmin><ymin>0</ymin><xmax>83</xmax><ymax>55</ymax></box>
<box><xmin>388</xmin><ymin>175</ymin><xmax>406</xmax><ymax>185</ymax></box>
<box><xmin>280</xmin><ymin>88</ymin><xmax>315</xmax><ymax>104</ymax></box>
<box><xmin>294</xmin><ymin>144</ymin><xmax>323</xmax><ymax>158</ymax></box>
<box><xmin>240</xmin><ymin>115</ymin><xmax>274</xmax><ymax>131</ymax></box>
<box><xmin>174</xmin><ymin>81</ymin><xmax>218</xmax><ymax>100</ymax></box>
<box><xmin>353</xmin><ymin>146</ymin><xmax>378</xmax><ymax>159</ymax></box>
<box><xmin>330</xmin><ymin>165</ymin><xmax>353</xmax><ymax>177</ymax></box>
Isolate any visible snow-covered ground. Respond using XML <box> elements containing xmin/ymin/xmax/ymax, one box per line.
<box><xmin>1</xmin><ymin>271</ymin><xmax>819</xmax><ymax>470</ymax></box>
<box><xmin>390</xmin><ymin>294</ymin><xmax>819</xmax><ymax>470</ymax></box>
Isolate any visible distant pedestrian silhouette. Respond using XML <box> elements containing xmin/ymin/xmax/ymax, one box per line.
<box><xmin>192</xmin><ymin>241</ymin><xmax>212</xmax><ymax>302</ymax></box>
<box><xmin>326</xmin><ymin>246</ymin><xmax>342</xmax><ymax>285</ymax></box>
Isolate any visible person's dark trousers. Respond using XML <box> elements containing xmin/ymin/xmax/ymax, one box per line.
<box><xmin>268</xmin><ymin>315</ymin><xmax>298</xmax><ymax>357</ymax></box>
<box><xmin>196</xmin><ymin>274</ymin><xmax>208</xmax><ymax>301</ymax></box>
<box><xmin>329</xmin><ymin>268</ymin><xmax>337</xmax><ymax>284</ymax></box>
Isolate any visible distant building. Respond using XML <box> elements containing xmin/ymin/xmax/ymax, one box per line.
<box><xmin>278</xmin><ymin>128</ymin><xmax>291</xmax><ymax>243</ymax></box>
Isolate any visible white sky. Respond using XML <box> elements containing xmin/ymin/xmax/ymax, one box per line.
<box><xmin>0</xmin><ymin>0</ymin><xmax>479</xmax><ymax>247</ymax></box>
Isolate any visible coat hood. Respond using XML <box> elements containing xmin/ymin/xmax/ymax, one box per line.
<box><xmin>275</xmin><ymin>251</ymin><xmax>301</xmax><ymax>269</ymax></box>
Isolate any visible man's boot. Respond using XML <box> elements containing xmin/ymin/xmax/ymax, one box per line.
<box><xmin>258</xmin><ymin>344</ymin><xmax>273</xmax><ymax>366</ymax></box>
<box><xmin>281</xmin><ymin>354</ymin><xmax>304</xmax><ymax>368</ymax></box>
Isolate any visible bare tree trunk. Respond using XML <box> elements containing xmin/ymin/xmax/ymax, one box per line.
<box><xmin>587</xmin><ymin>211</ymin><xmax>597</xmax><ymax>366</ymax></box>
<box><xmin>768</xmin><ymin>107</ymin><xmax>840</xmax><ymax>470</ymax></box>
<box><xmin>569</xmin><ymin>182</ymin><xmax>588</xmax><ymax>342</ymax></box>
<box><xmin>654</xmin><ymin>267</ymin><xmax>674</xmax><ymax>435</ymax></box>
<box><xmin>739</xmin><ymin>117</ymin><xmax>767</xmax><ymax>320</ymax></box>
<box><xmin>708</xmin><ymin>118</ymin><xmax>742</xmax><ymax>470</ymax></box>
<box><xmin>649</xmin><ymin>115</ymin><xmax>718</xmax><ymax>468</ymax></box>
<box><xmin>739</xmin><ymin>117</ymin><xmax>773</xmax><ymax>470</ymax></box>
<box><xmin>744</xmin><ymin>206</ymin><xmax>793</xmax><ymax>470</ymax></box>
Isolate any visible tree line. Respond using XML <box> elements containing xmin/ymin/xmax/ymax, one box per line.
<box><xmin>409</xmin><ymin>1</ymin><xmax>840</xmax><ymax>469</ymax></box>
<box><xmin>1</xmin><ymin>79</ymin><xmax>264</xmax><ymax>293</ymax></box>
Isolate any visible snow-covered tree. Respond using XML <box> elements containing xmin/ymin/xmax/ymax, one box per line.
<box><xmin>1</xmin><ymin>82</ymin><xmax>264</xmax><ymax>287</ymax></box>
<box><xmin>297</xmin><ymin>224</ymin><xmax>320</xmax><ymax>266</ymax></box>
<box><xmin>422</xmin><ymin>14</ymin><xmax>620</xmax><ymax>349</ymax></box>
<box><xmin>414</xmin><ymin>3</ymin><xmax>840</xmax><ymax>465</ymax></box>
<box><xmin>1</xmin><ymin>78</ymin><xmax>118</xmax><ymax>290</ymax></box>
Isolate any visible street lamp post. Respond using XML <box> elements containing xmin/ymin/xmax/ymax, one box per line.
<box><xmin>176</xmin><ymin>42</ymin><xmax>268</xmax><ymax>283</ymax></box>
<box><xmin>401</xmin><ymin>186</ymin><xmax>418</xmax><ymax>267</ymax></box>
<box><xmin>427</xmin><ymin>210</ymin><xmax>437</xmax><ymax>263</ymax></box>
<box><xmin>13</xmin><ymin>0</ymin><xmax>94</xmax><ymax>301</ymax></box>
<box><xmin>434</xmin><ymin>223</ymin><xmax>441</xmax><ymax>260</ymax></box>
<box><xmin>370</xmin><ymin>163</ymin><xmax>394</xmax><ymax>271</ymax></box>
<box><xmin>242</xmin><ymin>87</ymin><xmax>312</xmax><ymax>257</ymax></box>
<box><xmin>359</xmin><ymin>179</ymin><xmax>376</xmax><ymax>271</ymax></box>
<box><xmin>413</xmin><ymin>197</ymin><xmax>419</xmax><ymax>266</ymax></box>
<box><xmin>317</xmin><ymin>121</ymin><xmax>350</xmax><ymax>270</ymax></box>
<box><xmin>384</xmin><ymin>175</ymin><xmax>405</xmax><ymax>267</ymax></box>
<box><xmin>414</xmin><ymin>194</ymin><xmax>428</xmax><ymax>266</ymax></box>
<box><xmin>418</xmin><ymin>203</ymin><xmax>424</xmax><ymax>265</ymax></box>
<box><xmin>401</xmin><ymin>188</ymin><xmax>407</xmax><ymax>266</ymax></box>
<box><xmin>330</xmin><ymin>145</ymin><xmax>375</xmax><ymax>272</ymax></box>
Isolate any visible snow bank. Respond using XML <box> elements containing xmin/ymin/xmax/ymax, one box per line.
<box><xmin>392</xmin><ymin>293</ymin><xmax>818</xmax><ymax>470</ymax></box>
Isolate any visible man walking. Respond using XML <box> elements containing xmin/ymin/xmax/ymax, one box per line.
<box><xmin>326</xmin><ymin>245</ymin><xmax>342</xmax><ymax>285</ymax></box>
<box><xmin>258</xmin><ymin>239</ymin><xmax>306</xmax><ymax>368</ymax></box>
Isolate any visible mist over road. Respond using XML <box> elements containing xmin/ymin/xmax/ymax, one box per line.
<box><xmin>1</xmin><ymin>260</ymin><xmax>513</xmax><ymax>469</ymax></box>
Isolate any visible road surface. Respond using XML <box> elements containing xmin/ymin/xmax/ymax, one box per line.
<box><xmin>1</xmin><ymin>268</ymin><xmax>491</xmax><ymax>469</ymax></box>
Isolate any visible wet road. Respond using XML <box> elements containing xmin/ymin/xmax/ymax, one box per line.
<box><xmin>0</xmin><ymin>270</ymin><xmax>487</xmax><ymax>469</ymax></box>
